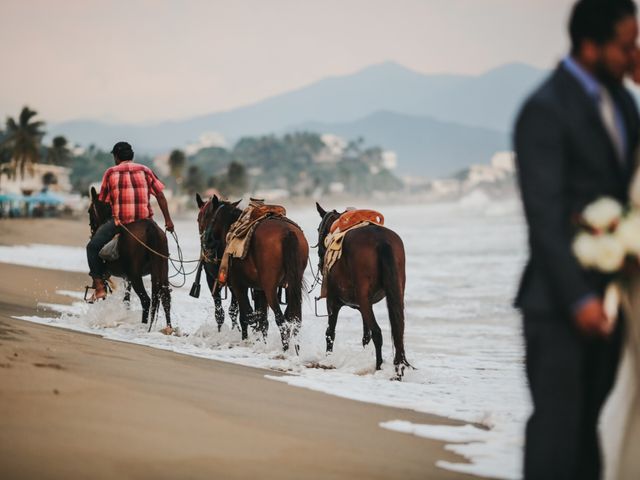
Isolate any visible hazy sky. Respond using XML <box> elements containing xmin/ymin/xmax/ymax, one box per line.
<box><xmin>0</xmin><ymin>0</ymin><xmax>576</xmax><ymax>124</ymax></box>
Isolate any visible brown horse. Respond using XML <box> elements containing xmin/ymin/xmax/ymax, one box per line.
<box><xmin>196</xmin><ymin>193</ymin><xmax>239</xmax><ymax>331</ymax></box>
<box><xmin>89</xmin><ymin>187</ymin><xmax>171</xmax><ymax>329</ymax></box>
<box><xmin>198</xmin><ymin>195</ymin><xmax>308</xmax><ymax>351</ymax></box>
<box><xmin>316</xmin><ymin>203</ymin><xmax>410</xmax><ymax>378</ymax></box>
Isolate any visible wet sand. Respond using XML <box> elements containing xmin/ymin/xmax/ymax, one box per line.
<box><xmin>0</xmin><ymin>218</ymin><xmax>472</xmax><ymax>479</ymax></box>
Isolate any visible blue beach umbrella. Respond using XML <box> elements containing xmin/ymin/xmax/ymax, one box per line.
<box><xmin>0</xmin><ymin>192</ymin><xmax>24</xmax><ymax>202</ymax></box>
<box><xmin>24</xmin><ymin>191</ymin><xmax>64</xmax><ymax>205</ymax></box>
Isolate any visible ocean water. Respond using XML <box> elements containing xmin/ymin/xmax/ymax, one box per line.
<box><xmin>0</xmin><ymin>195</ymin><xmax>531</xmax><ymax>479</ymax></box>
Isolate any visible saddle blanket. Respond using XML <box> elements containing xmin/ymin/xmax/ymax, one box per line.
<box><xmin>218</xmin><ymin>199</ymin><xmax>296</xmax><ymax>284</ymax></box>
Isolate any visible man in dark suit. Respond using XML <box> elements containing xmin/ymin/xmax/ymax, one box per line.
<box><xmin>514</xmin><ymin>1</ymin><xmax>639</xmax><ymax>478</ymax></box>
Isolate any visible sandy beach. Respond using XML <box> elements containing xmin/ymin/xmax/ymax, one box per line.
<box><xmin>0</xmin><ymin>218</ymin><xmax>472</xmax><ymax>479</ymax></box>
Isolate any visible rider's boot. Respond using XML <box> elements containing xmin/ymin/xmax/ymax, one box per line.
<box><xmin>88</xmin><ymin>277</ymin><xmax>107</xmax><ymax>303</ymax></box>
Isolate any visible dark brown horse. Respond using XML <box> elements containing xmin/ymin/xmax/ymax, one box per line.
<box><xmin>196</xmin><ymin>193</ymin><xmax>239</xmax><ymax>331</ymax></box>
<box><xmin>89</xmin><ymin>187</ymin><xmax>172</xmax><ymax>329</ymax></box>
<box><xmin>198</xmin><ymin>195</ymin><xmax>308</xmax><ymax>351</ymax></box>
<box><xmin>316</xmin><ymin>203</ymin><xmax>410</xmax><ymax>378</ymax></box>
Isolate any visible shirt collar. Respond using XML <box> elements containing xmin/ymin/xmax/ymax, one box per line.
<box><xmin>562</xmin><ymin>55</ymin><xmax>602</xmax><ymax>100</ymax></box>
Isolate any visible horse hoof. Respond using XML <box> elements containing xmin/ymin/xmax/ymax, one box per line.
<box><xmin>160</xmin><ymin>326</ymin><xmax>174</xmax><ymax>336</ymax></box>
<box><xmin>393</xmin><ymin>364</ymin><xmax>406</xmax><ymax>381</ymax></box>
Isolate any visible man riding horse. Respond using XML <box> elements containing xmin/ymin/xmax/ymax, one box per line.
<box><xmin>86</xmin><ymin>141</ymin><xmax>175</xmax><ymax>302</ymax></box>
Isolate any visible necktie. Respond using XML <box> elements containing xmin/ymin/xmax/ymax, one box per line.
<box><xmin>599</xmin><ymin>87</ymin><xmax>625</xmax><ymax>163</ymax></box>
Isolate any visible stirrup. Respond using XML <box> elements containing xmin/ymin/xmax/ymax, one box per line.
<box><xmin>84</xmin><ymin>287</ymin><xmax>107</xmax><ymax>304</ymax></box>
<box><xmin>84</xmin><ymin>280</ymin><xmax>111</xmax><ymax>303</ymax></box>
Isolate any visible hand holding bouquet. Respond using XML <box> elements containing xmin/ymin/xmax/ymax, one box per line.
<box><xmin>572</xmin><ymin>197</ymin><xmax>640</xmax><ymax>330</ymax></box>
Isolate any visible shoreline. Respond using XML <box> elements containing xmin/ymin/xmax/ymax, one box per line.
<box><xmin>0</xmin><ymin>260</ymin><xmax>474</xmax><ymax>479</ymax></box>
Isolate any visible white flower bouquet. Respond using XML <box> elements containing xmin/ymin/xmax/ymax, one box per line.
<box><xmin>572</xmin><ymin>197</ymin><xmax>640</xmax><ymax>324</ymax></box>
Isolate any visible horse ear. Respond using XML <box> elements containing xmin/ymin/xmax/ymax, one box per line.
<box><xmin>232</xmin><ymin>199</ymin><xmax>242</xmax><ymax>208</ymax></box>
<box><xmin>196</xmin><ymin>193</ymin><xmax>204</xmax><ymax>208</ymax></box>
<box><xmin>316</xmin><ymin>202</ymin><xmax>327</xmax><ymax>218</ymax></box>
<box><xmin>90</xmin><ymin>187</ymin><xmax>98</xmax><ymax>202</ymax></box>
<box><xmin>211</xmin><ymin>195</ymin><xmax>219</xmax><ymax>207</ymax></box>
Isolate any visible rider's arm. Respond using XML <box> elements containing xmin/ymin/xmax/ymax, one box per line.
<box><xmin>155</xmin><ymin>191</ymin><xmax>174</xmax><ymax>232</ymax></box>
<box><xmin>145</xmin><ymin>167</ymin><xmax>174</xmax><ymax>232</ymax></box>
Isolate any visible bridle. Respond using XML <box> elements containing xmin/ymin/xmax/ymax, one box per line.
<box><xmin>198</xmin><ymin>200</ymin><xmax>232</xmax><ymax>266</ymax></box>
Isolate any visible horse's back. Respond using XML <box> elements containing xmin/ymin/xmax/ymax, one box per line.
<box><xmin>117</xmin><ymin>218</ymin><xmax>168</xmax><ymax>277</ymax></box>
<box><xmin>334</xmin><ymin>224</ymin><xmax>405</xmax><ymax>299</ymax></box>
<box><xmin>253</xmin><ymin>217</ymin><xmax>309</xmax><ymax>259</ymax></box>
<box><xmin>343</xmin><ymin>224</ymin><xmax>405</xmax><ymax>265</ymax></box>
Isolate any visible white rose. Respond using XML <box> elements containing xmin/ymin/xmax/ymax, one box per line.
<box><xmin>593</xmin><ymin>235</ymin><xmax>626</xmax><ymax>273</ymax></box>
<box><xmin>615</xmin><ymin>213</ymin><xmax>640</xmax><ymax>255</ymax></box>
<box><xmin>582</xmin><ymin>197</ymin><xmax>623</xmax><ymax>230</ymax></box>
<box><xmin>573</xmin><ymin>232</ymin><xmax>599</xmax><ymax>267</ymax></box>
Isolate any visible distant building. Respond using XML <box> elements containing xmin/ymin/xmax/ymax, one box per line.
<box><xmin>0</xmin><ymin>163</ymin><xmax>72</xmax><ymax>195</ymax></box>
<box><xmin>314</xmin><ymin>134</ymin><xmax>347</xmax><ymax>164</ymax></box>
<box><xmin>422</xmin><ymin>150</ymin><xmax>517</xmax><ymax>200</ymax></box>
<box><xmin>328</xmin><ymin>182</ymin><xmax>345</xmax><ymax>194</ymax></box>
<box><xmin>381</xmin><ymin>150</ymin><xmax>398</xmax><ymax>170</ymax></box>
<box><xmin>429</xmin><ymin>179</ymin><xmax>461</xmax><ymax>196</ymax></box>
<box><xmin>490</xmin><ymin>151</ymin><xmax>515</xmax><ymax>172</ymax></box>
<box><xmin>253</xmin><ymin>188</ymin><xmax>290</xmax><ymax>201</ymax></box>
<box><xmin>185</xmin><ymin>131</ymin><xmax>227</xmax><ymax>156</ymax></box>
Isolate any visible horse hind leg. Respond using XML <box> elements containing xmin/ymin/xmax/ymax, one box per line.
<box><xmin>358</xmin><ymin>295</ymin><xmax>383</xmax><ymax>370</ymax></box>
<box><xmin>160</xmin><ymin>284</ymin><xmax>171</xmax><ymax>328</ymax></box>
<box><xmin>150</xmin><ymin>280</ymin><xmax>161</xmax><ymax>329</ymax></box>
<box><xmin>325</xmin><ymin>296</ymin><xmax>342</xmax><ymax>353</ymax></box>
<box><xmin>228</xmin><ymin>293</ymin><xmax>240</xmax><ymax>331</ymax></box>
<box><xmin>265</xmin><ymin>287</ymin><xmax>290</xmax><ymax>351</ymax></box>
<box><xmin>362</xmin><ymin>319</ymin><xmax>372</xmax><ymax>347</ymax></box>
<box><xmin>129</xmin><ymin>277</ymin><xmax>151</xmax><ymax>324</ymax></box>
<box><xmin>231</xmin><ymin>286</ymin><xmax>252</xmax><ymax>341</ymax></box>
<box><xmin>123</xmin><ymin>281</ymin><xmax>132</xmax><ymax>308</ymax></box>
<box><xmin>253</xmin><ymin>289</ymin><xmax>269</xmax><ymax>341</ymax></box>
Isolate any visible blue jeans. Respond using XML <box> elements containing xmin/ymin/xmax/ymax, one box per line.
<box><xmin>86</xmin><ymin>219</ymin><xmax>117</xmax><ymax>279</ymax></box>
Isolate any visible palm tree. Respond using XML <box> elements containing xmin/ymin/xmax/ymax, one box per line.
<box><xmin>0</xmin><ymin>129</ymin><xmax>13</xmax><ymax>185</ymax></box>
<box><xmin>2</xmin><ymin>107</ymin><xmax>46</xmax><ymax>178</ymax></box>
<box><xmin>46</xmin><ymin>135</ymin><xmax>71</xmax><ymax>166</ymax></box>
<box><xmin>168</xmin><ymin>149</ymin><xmax>186</xmax><ymax>192</ymax></box>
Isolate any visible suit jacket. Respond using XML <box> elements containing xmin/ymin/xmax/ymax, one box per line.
<box><xmin>514</xmin><ymin>63</ymin><xmax>640</xmax><ymax>315</ymax></box>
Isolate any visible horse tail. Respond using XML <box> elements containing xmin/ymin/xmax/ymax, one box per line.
<box><xmin>378</xmin><ymin>242</ymin><xmax>408</xmax><ymax>366</ymax></box>
<box><xmin>146</xmin><ymin>220</ymin><xmax>171</xmax><ymax>327</ymax></box>
<box><xmin>283</xmin><ymin>230</ymin><xmax>303</xmax><ymax>323</ymax></box>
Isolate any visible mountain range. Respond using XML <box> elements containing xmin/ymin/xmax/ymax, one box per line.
<box><xmin>49</xmin><ymin>61</ymin><xmax>549</xmax><ymax>177</ymax></box>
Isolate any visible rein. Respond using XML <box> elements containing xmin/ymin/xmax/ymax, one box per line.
<box><xmin>89</xmin><ymin>199</ymin><xmax>201</xmax><ymax>289</ymax></box>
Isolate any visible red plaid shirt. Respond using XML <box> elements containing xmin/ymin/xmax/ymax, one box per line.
<box><xmin>98</xmin><ymin>161</ymin><xmax>165</xmax><ymax>225</ymax></box>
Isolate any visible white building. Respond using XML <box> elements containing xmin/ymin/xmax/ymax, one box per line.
<box><xmin>185</xmin><ymin>131</ymin><xmax>227</xmax><ymax>156</ymax></box>
<box><xmin>490</xmin><ymin>151</ymin><xmax>516</xmax><ymax>172</ymax></box>
<box><xmin>314</xmin><ymin>134</ymin><xmax>347</xmax><ymax>164</ymax></box>
<box><xmin>381</xmin><ymin>150</ymin><xmax>398</xmax><ymax>170</ymax></box>
<box><xmin>0</xmin><ymin>163</ymin><xmax>72</xmax><ymax>195</ymax></box>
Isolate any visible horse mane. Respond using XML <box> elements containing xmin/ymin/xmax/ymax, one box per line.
<box><xmin>317</xmin><ymin>209</ymin><xmax>342</xmax><ymax>267</ymax></box>
<box><xmin>88</xmin><ymin>197</ymin><xmax>113</xmax><ymax>236</ymax></box>
<box><xmin>217</xmin><ymin>200</ymin><xmax>242</xmax><ymax>228</ymax></box>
